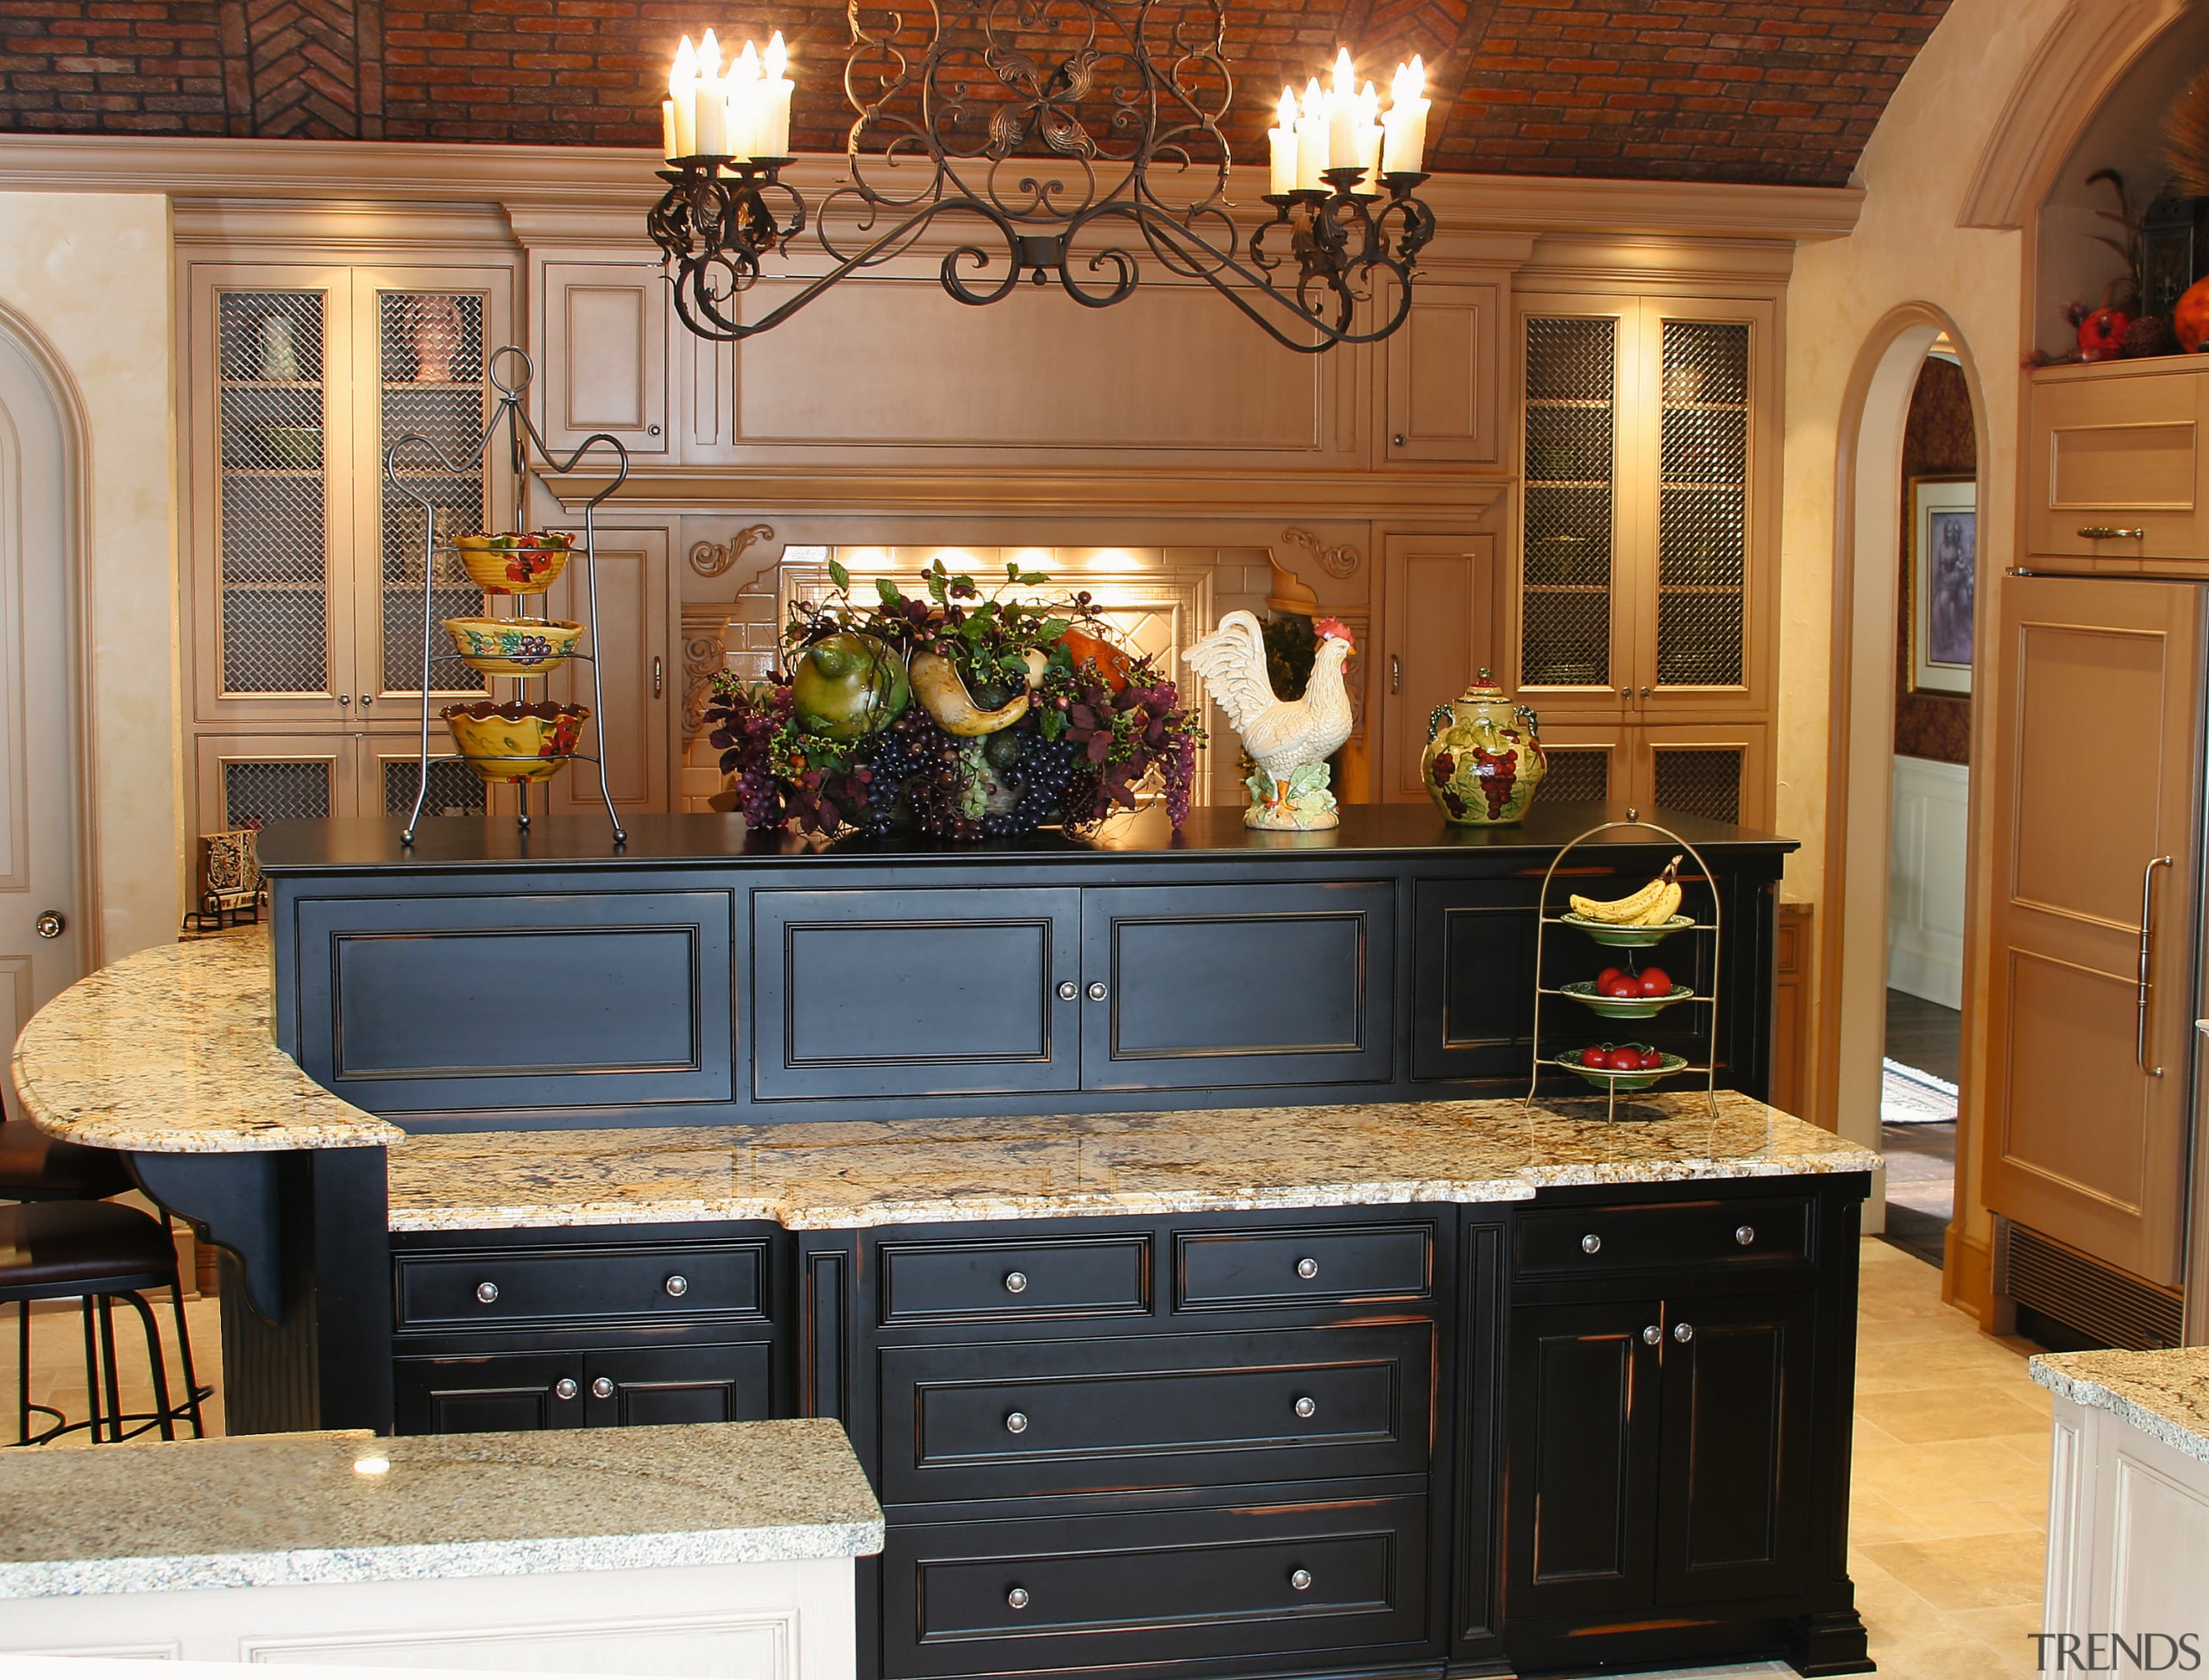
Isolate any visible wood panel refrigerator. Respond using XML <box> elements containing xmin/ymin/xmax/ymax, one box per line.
<box><xmin>1984</xmin><ymin>572</ymin><xmax>2199</xmax><ymax>1344</ymax></box>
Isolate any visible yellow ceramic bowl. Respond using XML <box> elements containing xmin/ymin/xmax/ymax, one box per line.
<box><xmin>452</xmin><ymin>533</ymin><xmax>574</xmax><ymax>596</ymax></box>
<box><xmin>441</xmin><ymin>701</ymin><xmax>588</xmax><ymax>785</ymax></box>
<box><xmin>441</xmin><ymin>616</ymin><xmax>585</xmax><ymax>676</ymax></box>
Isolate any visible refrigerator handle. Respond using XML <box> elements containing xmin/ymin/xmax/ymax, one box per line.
<box><xmin>2139</xmin><ymin>855</ymin><xmax>2175</xmax><ymax>1077</ymax></box>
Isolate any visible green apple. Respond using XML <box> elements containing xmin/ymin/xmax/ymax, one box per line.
<box><xmin>790</xmin><ymin>632</ymin><xmax>909</xmax><ymax>740</ymax></box>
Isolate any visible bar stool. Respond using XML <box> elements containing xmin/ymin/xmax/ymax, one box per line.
<box><xmin>1</xmin><ymin>1200</ymin><xmax>208</xmax><ymax>1445</ymax></box>
<box><xmin>1</xmin><ymin>1109</ymin><xmax>208</xmax><ymax>1446</ymax></box>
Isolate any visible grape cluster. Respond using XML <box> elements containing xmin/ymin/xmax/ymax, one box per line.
<box><xmin>980</xmin><ymin>735</ymin><xmax>1078</xmax><ymax>838</ymax></box>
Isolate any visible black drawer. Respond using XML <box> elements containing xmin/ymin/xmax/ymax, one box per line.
<box><xmin>881</xmin><ymin>1324</ymin><xmax>1431</xmax><ymax>1502</ymax></box>
<box><xmin>394</xmin><ymin>1240</ymin><xmax>766</xmax><ymax>1331</ymax></box>
<box><xmin>884</xmin><ymin>1495</ymin><xmax>1431</xmax><ymax>1677</ymax></box>
<box><xmin>880</xmin><ymin>1236</ymin><xmax>1149</xmax><ymax>1324</ymax></box>
<box><xmin>1176</xmin><ymin>1223</ymin><xmax>1434</xmax><ymax>1309</ymax></box>
<box><xmin>1514</xmin><ymin>1197</ymin><xmax>1814</xmax><ymax>1280</ymax></box>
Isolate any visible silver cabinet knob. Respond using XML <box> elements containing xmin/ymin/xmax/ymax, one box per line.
<box><xmin>553</xmin><ymin>1377</ymin><xmax>578</xmax><ymax>1400</ymax></box>
<box><xmin>664</xmin><ymin>1274</ymin><xmax>689</xmax><ymax>1297</ymax></box>
<box><xmin>1006</xmin><ymin>1587</ymin><xmax>1030</xmax><ymax>1610</ymax></box>
<box><xmin>591</xmin><ymin>1375</ymin><xmax>616</xmax><ymax>1399</ymax></box>
<box><xmin>475</xmin><ymin>1280</ymin><xmax>500</xmax><ymax>1304</ymax></box>
<box><xmin>360</xmin><ymin>693</ymin><xmax>375</xmax><ymax>707</ymax></box>
<box><xmin>1057</xmin><ymin>981</ymin><xmax>1077</xmax><ymax>1001</ymax></box>
<box><xmin>1734</xmin><ymin>1225</ymin><xmax>1755</xmax><ymax>1248</ymax></box>
<box><xmin>1293</xmin><ymin>1396</ymin><xmax>1317</xmax><ymax>1419</ymax></box>
<box><xmin>1581</xmin><ymin>1234</ymin><xmax>1602</xmax><ymax>1255</ymax></box>
<box><xmin>1004</xmin><ymin>1411</ymin><xmax>1029</xmax><ymax>1435</ymax></box>
<box><xmin>1295</xmin><ymin>1256</ymin><xmax>1319</xmax><ymax>1280</ymax></box>
<box><xmin>1642</xmin><ymin>1324</ymin><xmax>1661</xmax><ymax>1345</ymax></box>
<box><xmin>33</xmin><ymin>911</ymin><xmax>64</xmax><ymax>940</ymax></box>
<box><xmin>1288</xmin><ymin>1568</ymin><xmax>1313</xmax><ymax>1592</ymax></box>
<box><xmin>1004</xmin><ymin>1270</ymin><xmax>1029</xmax><ymax>1294</ymax></box>
<box><xmin>1086</xmin><ymin>981</ymin><xmax>1107</xmax><ymax>1002</ymax></box>
<box><xmin>1672</xmin><ymin>1322</ymin><xmax>1695</xmax><ymax>1344</ymax></box>
<box><xmin>337</xmin><ymin>693</ymin><xmax>350</xmax><ymax>706</ymax></box>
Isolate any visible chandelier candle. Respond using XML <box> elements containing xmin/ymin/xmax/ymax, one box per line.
<box><xmin>1383</xmin><ymin>56</ymin><xmax>1430</xmax><ymax>174</ymax></box>
<box><xmin>1268</xmin><ymin>87</ymin><xmax>1298</xmax><ymax>197</ymax></box>
<box><xmin>1296</xmin><ymin>79</ymin><xmax>1330</xmax><ymax>191</ymax></box>
<box><xmin>666</xmin><ymin>34</ymin><xmax>698</xmax><ymax>158</ymax></box>
<box><xmin>692</xmin><ymin>30</ymin><xmax>727</xmax><ymax>158</ymax></box>
<box><xmin>758</xmin><ymin>33</ymin><xmax>793</xmax><ymax>158</ymax></box>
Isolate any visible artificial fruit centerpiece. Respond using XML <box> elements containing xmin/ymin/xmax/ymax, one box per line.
<box><xmin>703</xmin><ymin>558</ymin><xmax>1205</xmax><ymax>840</ymax></box>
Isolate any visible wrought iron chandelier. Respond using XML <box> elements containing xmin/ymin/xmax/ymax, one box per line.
<box><xmin>645</xmin><ymin>3</ymin><xmax>1439</xmax><ymax>354</ymax></box>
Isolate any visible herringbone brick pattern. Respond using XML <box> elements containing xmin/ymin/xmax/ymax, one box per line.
<box><xmin>0</xmin><ymin>0</ymin><xmax>1950</xmax><ymax>184</ymax></box>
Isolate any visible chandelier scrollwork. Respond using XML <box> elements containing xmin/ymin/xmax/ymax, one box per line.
<box><xmin>645</xmin><ymin>1</ymin><xmax>1438</xmax><ymax>353</ymax></box>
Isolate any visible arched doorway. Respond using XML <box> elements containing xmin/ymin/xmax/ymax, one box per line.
<box><xmin>0</xmin><ymin>313</ymin><xmax>87</xmax><ymax>1047</ymax></box>
<box><xmin>1817</xmin><ymin>305</ymin><xmax>1992</xmax><ymax>1279</ymax></box>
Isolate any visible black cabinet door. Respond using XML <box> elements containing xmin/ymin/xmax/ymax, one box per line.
<box><xmin>1502</xmin><ymin>1299</ymin><xmax>1660</xmax><ymax>1620</ymax></box>
<box><xmin>752</xmin><ymin>887</ymin><xmax>1081</xmax><ymax>1099</ymax></box>
<box><xmin>1411</xmin><ymin>878</ymin><xmax>1539</xmax><ymax>1082</ymax></box>
<box><xmin>1654</xmin><ymin>1289</ymin><xmax>1816</xmax><ymax>1607</ymax></box>
<box><xmin>393</xmin><ymin>1343</ymin><xmax>771</xmax><ymax>1434</ymax></box>
<box><xmin>1080</xmin><ymin>883</ymin><xmax>1394</xmax><ymax>1090</ymax></box>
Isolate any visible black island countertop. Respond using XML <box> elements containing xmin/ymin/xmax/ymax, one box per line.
<box><xmin>252</xmin><ymin>800</ymin><xmax>1795</xmax><ymax>873</ymax></box>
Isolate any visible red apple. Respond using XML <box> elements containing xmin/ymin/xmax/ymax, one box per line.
<box><xmin>1636</xmin><ymin>966</ymin><xmax>1672</xmax><ymax>997</ymax></box>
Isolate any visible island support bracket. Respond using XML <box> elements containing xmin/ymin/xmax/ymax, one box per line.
<box><xmin>127</xmin><ymin>1148</ymin><xmax>393</xmax><ymax>1435</ymax></box>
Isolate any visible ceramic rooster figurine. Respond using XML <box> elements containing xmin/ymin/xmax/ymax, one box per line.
<box><xmin>1183</xmin><ymin>611</ymin><xmax>1357</xmax><ymax>830</ymax></box>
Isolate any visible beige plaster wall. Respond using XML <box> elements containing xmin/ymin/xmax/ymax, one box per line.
<box><xmin>0</xmin><ymin>192</ymin><xmax>179</xmax><ymax>963</ymax></box>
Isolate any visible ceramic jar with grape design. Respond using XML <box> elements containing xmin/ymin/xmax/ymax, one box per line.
<box><xmin>1421</xmin><ymin>669</ymin><xmax>1546</xmax><ymax>825</ymax></box>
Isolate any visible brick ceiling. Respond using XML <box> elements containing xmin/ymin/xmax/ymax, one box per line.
<box><xmin>0</xmin><ymin>2</ymin><xmax>1951</xmax><ymax>187</ymax></box>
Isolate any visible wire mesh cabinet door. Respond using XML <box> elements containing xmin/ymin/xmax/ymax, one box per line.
<box><xmin>188</xmin><ymin>267</ymin><xmax>361</xmax><ymax>727</ymax></box>
<box><xmin>353</xmin><ymin>270</ymin><xmax>518</xmax><ymax>710</ymax></box>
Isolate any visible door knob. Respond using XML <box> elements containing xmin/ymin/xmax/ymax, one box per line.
<box><xmin>1086</xmin><ymin>981</ymin><xmax>1107</xmax><ymax>1001</ymax></box>
<box><xmin>1004</xmin><ymin>1270</ymin><xmax>1029</xmax><ymax>1294</ymax></box>
<box><xmin>1006</xmin><ymin>1587</ymin><xmax>1030</xmax><ymax>1610</ymax></box>
<box><xmin>1288</xmin><ymin>1568</ymin><xmax>1313</xmax><ymax>1592</ymax></box>
<box><xmin>591</xmin><ymin>1375</ymin><xmax>615</xmax><ymax>1399</ymax></box>
<box><xmin>1581</xmin><ymin>1233</ymin><xmax>1602</xmax><ymax>1255</ymax></box>
<box><xmin>475</xmin><ymin>1280</ymin><xmax>500</xmax><ymax>1304</ymax></box>
<box><xmin>1389</xmin><ymin>653</ymin><xmax>1400</xmax><ymax>695</ymax></box>
<box><xmin>1004</xmin><ymin>1411</ymin><xmax>1030</xmax><ymax>1435</ymax></box>
<box><xmin>1734</xmin><ymin>1225</ymin><xmax>1756</xmax><ymax>1247</ymax></box>
<box><xmin>1057</xmin><ymin>981</ymin><xmax>1077</xmax><ymax>1000</ymax></box>
<box><xmin>652</xmin><ymin>656</ymin><xmax>664</xmax><ymax>699</ymax></box>
<box><xmin>664</xmin><ymin>1274</ymin><xmax>689</xmax><ymax>1297</ymax></box>
<box><xmin>360</xmin><ymin>694</ymin><xmax>374</xmax><ymax>707</ymax></box>
<box><xmin>33</xmin><ymin>911</ymin><xmax>65</xmax><ymax>940</ymax></box>
<box><xmin>1295</xmin><ymin>1256</ymin><xmax>1319</xmax><ymax>1280</ymax></box>
<box><xmin>1672</xmin><ymin>1322</ymin><xmax>1695</xmax><ymax>1343</ymax></box>
<box><xmin>553</xmin><ymin>1377</ymin><xmax>579</xmax><ymax>1400</ymax></box>
<box><xmin>337</xmin><ymin>694</ymin><xmax>349</xmax><ymax>707</ymax></box>
<box><xmin>1293</xmin><ymin>1395</ymin><xmax>1317</xmax><ymax>1419</ymax></box>
<box><xmin>1642</xmin><ymin>1324</ymin><xmax>1662</xmax><ymax>1345</ymax></box>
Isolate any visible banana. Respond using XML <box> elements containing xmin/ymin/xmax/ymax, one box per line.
<box><xmin>1570</xmin><ymin>855</ymin><xmax>1684</xmax><ymax>924</ymax></box>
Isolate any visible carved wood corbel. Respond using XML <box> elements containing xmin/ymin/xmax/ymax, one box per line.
<box><xmin>681</xmin><ymin>604</ymin><xmax>735</xmax><ymax>745</ymax></box>
<box><xmin>1281</xmin><ymin>525</ymin><xmax>1363</xmax><ymax>579</ymax></box>
<box><xmin>690</xmin><ymin>523</ymin><xmax>777</xmax><ymax>582</ymax></box>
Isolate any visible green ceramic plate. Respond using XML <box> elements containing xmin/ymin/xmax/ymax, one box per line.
<box><xmin>1553</xmin><ymin>1051</ymin><xmax>1690</xmax><ymax>1093</ymax></box>
<box><xmin>1559</xmin><ymin>979</ymin><xmax>1696</xmax><ymax>1019</ymax></box>
<box><xmin>1558</xmin><ymin>911</ymin><xmax>1694</xmax><ymax>948</ymax></box>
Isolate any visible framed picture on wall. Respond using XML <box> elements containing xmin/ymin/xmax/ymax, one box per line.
<box><xmin>1910</xmin><ymin>476</ymin><xmax>1975</xmax><ymax>695</ymax></box>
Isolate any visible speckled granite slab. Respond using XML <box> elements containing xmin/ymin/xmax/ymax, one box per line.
<box><xmin>2031</xmin><ymin>1348</ymin><xmax>2209</xmax><ymax>1466</ymax></box>
<box><xmin>387</xmin><ymin>1090</ymin><xmax>1881</xmax><ymax>1232</ymax></box>
<box><xmin>0</xmin><ymin>1419</ymin><xmax>884</xmax><ymax>1599</ymax></box>
<box><xmin>10</xmin><ymin>925</ymin><xmax>400</xmax><ymax>1154</ymax></box>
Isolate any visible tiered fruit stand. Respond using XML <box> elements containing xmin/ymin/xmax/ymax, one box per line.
<box><xmin>381</xmin><ymin>348</ymin><xmax>630</xmax><ymax>844</ymax></box>
<box><xmin>1526</xmin><ymin>812</ymin><xmax>1723</xmax><ymax>1120</ymax></box>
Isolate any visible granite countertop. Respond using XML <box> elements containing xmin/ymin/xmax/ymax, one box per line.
<box><xmin>387</xmin><ymin>1090</ymin><xmax>1883</xmax><ymax>1232</ymax></box>
<box><xmin>2030</xmin><ymin>1347</ymin><xmax>2209</xmax><ymax>1466</ymax></box>
<box><xmin>0</xmin><ymin>1419</ymin><xmax>884</xmax><ymax>1598</ymax></box>
<box><xmin>9</xmin><ymin>924</ymin><xmax>401</xmax><ymax>1154</ymax></box>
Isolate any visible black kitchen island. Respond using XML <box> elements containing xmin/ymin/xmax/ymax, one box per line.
<box><xmin>14</xmin><ymin>802</ymin><xmax>1879</xmax><ymax>1677</ymax></box>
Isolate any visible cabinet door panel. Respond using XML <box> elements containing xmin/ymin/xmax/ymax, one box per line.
<box><xmin>2028</xmin><ymin>367</ymin><xmax>2209</xmax><ymax>563</ymax></box>
<box><xmin>1386</xmin><ymin>284</ymin><xmax>1500</xmax><ymax>462</ymax></box>
<box><xmin>1504</xmin><ymin>1299</ymin><xmax>1658</xmax><ymax>1619</ymax></box>
<box><xmin>753</xmin><ymin>887</ymin><xmax>1081</xmax><ymax>1098</ymax></box>
<box><xmin>544</xmin><ymin>526</ymin><xmax>672</xmax><ymax>817</ymax></box>
<box><xmin>588</xmin><ymin>1343</ymin><xmax>772</xmax><ymax>1427</ymax></box>
<box><xmin>1656</xmin><ymin>1291</ymin><xmax>1815</xmax><ymax>1605</ymax></box>
<box><xmin>1411</xmin><ymin>878</ymin><xmax>1538</xmax><ymax>1082</ymax></box>
<box><xmin>1381</xmin><ymin>533</ymin><xmax>1499</xmax><ymax>802</ymax></box>
<box><xmin>393</xmin><ymin>1351</ymin><xmax>584</xmax><ymax>1434</ymax></box>
<box><xmin>1080</xmin><ymin>883</ymin><xmax>1394</xmax><ymax>1089</ymax></box>
<box><xmin>536</xmin><ymin>260</ymin><xmax>669</xmax><ymax>454</ymax></box>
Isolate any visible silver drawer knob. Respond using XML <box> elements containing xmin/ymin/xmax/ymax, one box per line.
<box><xmin>1288</xmin><ymin>1569</ymin><xmax>1313</xmax><ymax>1592</ymax></box>
<box><xmin>1734</xmin><ymin>1225</ymin><xmax>1755</xmax><ymax>1247</ymax></box>
<box><xmin>553</xmin><ymin>1377</ymin><xmax>578</xmax><ymax>1400</ymax></box>
<box><xmin>1004</xmin><ymin>1270</ymin><xmax>1029</xmax><ymax>1294</ymax></box>
<box><xmin>664</xmin><ymin>1274</ymin><xmax>689</xmax><ymax>1297</ymax></box>
<box><xmin>1293</xmin><ymin>1396</ymin><xmax>1317</xmax><ymax>1419</ymax></box>
<box><xmin>1672</xmin><ymin>1322</ymin><xmax>1695</xmax><ymax>1344</ymax></box>
<box><xmin>1087</xmin><ymin>981</ymin><xmax>1108</xmax><ymax>1002</ymax></box>
<box><xmin>1581</xmin><ymin>1234</ymin><xmax>1602</xmax><ymax>1255</ymax></box>
<box><xmin>1642</xmin><ymin>1324</ymin><xmax>1661</xmax><ymax>1345</ymax></box>
<box><xmin>592</xmin><ymin>1375</ymin><xmax>615</xmax><ymax>1398</ymax></box>
<box><xmin>475</xmin><ymin>1280</ymin><xmax>500</xmax><ymax>1304</ymax></box>
<box><xmin>1057</xmin><ymin>981</ymin><xmax>1077</xmax><ymax>1000</ymax></box>
<box><xmin>1004</xmin><ymin>1411</ymin><xmax>1029</xmax><ymax>1435</ymax></box>
<box><xmin>1006</xmin><ymin>1587</ymin><xmax>1030</xmax><ymax>1610</ymax></box>
<box><xmin>1295</xmin><ymin>1256</ymin><xmax>1319</xmax><ymax>1280</ymax></box>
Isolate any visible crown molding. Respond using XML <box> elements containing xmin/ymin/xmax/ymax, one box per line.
<box><xmin>0</xmin><ymin>134</ymin><xmax>1862</xmax><ymax>247</ymax></box>
<box><xmin>540</xmin><ymin>464</ymin><xmax>1508</xmax><ymax>521</ymax></box>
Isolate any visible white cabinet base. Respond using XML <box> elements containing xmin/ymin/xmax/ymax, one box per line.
<box><xmin>0</xmin><ymin>1557</ymin><xmax>854</xmax><ymax>1680</ymax></box>
<box><xmin>2043</xmin><ymin>1393</ymin><xmax>2209</xmax><ymax>1654</ymax></box>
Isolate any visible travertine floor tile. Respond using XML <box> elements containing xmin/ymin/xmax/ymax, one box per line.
<box><xmin>1860</xmin><ymin>1530</ymin><xmax>2049</xmax><ymax>1612</ymax></box>
<box><xmin>1855</xmin><ymin>1381</ymin><xmax>2054</xmax><ymax>1444</ymax></box>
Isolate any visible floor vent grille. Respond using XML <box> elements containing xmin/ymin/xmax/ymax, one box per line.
<box><xmin>1994</xmin><ymin>1219</ymin><xmax>2183</xmax><ymax>1350</ymax></box>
